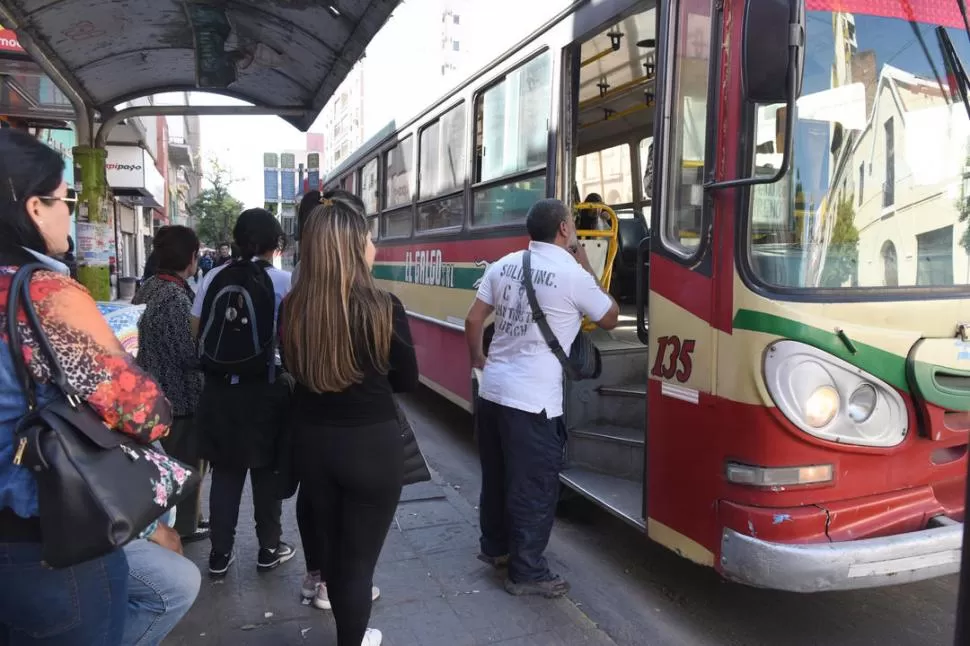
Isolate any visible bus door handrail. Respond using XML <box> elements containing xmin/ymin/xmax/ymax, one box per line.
<box><xmin>635</xmin><ymin>235</ymin><xmax>650</xmax><ymax>345</ymax></box>
<box><xmin>574</xmin><ymin>202</ymin><xmax>619</xmax><ymax>332</ymax></box>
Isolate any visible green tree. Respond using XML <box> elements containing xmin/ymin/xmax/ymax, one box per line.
<box><xmin>820</xmin><ymin>193</ymin><xmax>860</xmax><ymax>287</ymax></box>
<box><xmin>958</xmin><ymin>154</ymin><xmax>970</xmax><ymax>255</ymax></box>
<box><xmin>189</xmin><ymin>159</ymin><xmax>244</xmax><ymax>246</ymax></box>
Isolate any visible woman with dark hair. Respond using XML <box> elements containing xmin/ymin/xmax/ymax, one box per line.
<box><xmin>133</xmin><ymin>225</ymin><xmax>207</xmax><ymax>542</ymax></box>
<box><xmin>190</xmin><ymin>208</ymin><xmax>296</xmax><ymax>578</ymax></box>
<box><xmin>0</xmin><ymin>127</ymin><xmax>172</xmax><ymax>642</ymax></box>
<box><xmin>281</xmin><ymin>194</ymin><xmax>418</xmax><ymax>646</ymax></box>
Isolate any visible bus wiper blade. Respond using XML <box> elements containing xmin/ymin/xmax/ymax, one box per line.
<box><xmin>937</xmin><ymin>26</ymin><xmax>970</xmax><ymax>120</ymax></box>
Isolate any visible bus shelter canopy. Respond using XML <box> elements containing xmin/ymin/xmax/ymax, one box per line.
<box><xmin>0</xmin><ymin>0</ymin><xmax>400</xmax><ymax>131</ymax></box>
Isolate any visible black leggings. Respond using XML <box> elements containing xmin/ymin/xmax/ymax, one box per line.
<box><xmin>296</xmin><ymin>484</ymin><xmax>321</xmax><ymax>573</ymax></box>
<box><xmin>293</xmin><ymin>418</ymin><xmax>403</xmax><ymax>645</ymax></box>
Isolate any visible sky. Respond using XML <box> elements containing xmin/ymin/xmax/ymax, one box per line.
<box><xmin>162</xmin><ymin>0</ymin><xmax>573</xmax><ymax>208</ymax></box>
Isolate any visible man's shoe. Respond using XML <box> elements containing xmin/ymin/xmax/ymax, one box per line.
<box><xmin>257</xmin><ymin>541</ymin><xmax>297</xmax><ymax>571</ymax></box>
<box><xmin>504</xmin><ymin>575</ymin><xmax>570</xmax><ymax>598</ymax></box>
<box><xmin>361</xmin><ymin>628</ymin><xmax>383</xmax><ymax>646</ymax></box>
<box><xmin>181</xmin><ymin>527</ymin><xmax>210</xmax><ymax>544</ymax></box>
<box><xmin>208</xmin><ymin>550</ymin><xmax>235</xmax><ymax>578</ymax></box>
<box><xmin>197</xmin><ymin>517</ymin><xmax>210</xmax><ymax>530</ymax></box>
<box><xmin>477</xmin><ymin>553</ymin><xmax>509</xmax><ymax>568</ymax></box>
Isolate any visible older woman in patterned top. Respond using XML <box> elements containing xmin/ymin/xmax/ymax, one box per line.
<box><xmin>0</xmin><ymin>128</ymin><xmax>173</xmax><ymax>643</ymax></box>
<box><xmin>132</xmin><ymin>225</ymin><xmax>207</xmax><ymax>543</ymax></box>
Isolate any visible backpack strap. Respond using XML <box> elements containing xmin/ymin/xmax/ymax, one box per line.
<box><xmin>521</xmin><ymin>251</ymin><xmax>572</xmax><ymax>376</ymax></box>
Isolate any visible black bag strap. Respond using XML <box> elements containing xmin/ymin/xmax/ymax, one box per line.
<box><xmin>521</xmin><ymin>251</ymin><xmax>573</xmax><ymax>377</ymax></box>
<box><xmin>6</xmin><ymin>263</ymin><xmax>81</xmax><ymax>410</ymax></box>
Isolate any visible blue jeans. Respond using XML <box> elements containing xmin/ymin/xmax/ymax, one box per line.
<box><xmin>476</xmin><ymin>398</ymin><xmax>566</xmax><ymax>583</ymax></box>
<box><xmin>0</xmin><ymin>542</ymin><xmax>129</xmax><ymax>645</ymax></box>
<box><xmin>121</xmin><ymin>539</ymin><xmax>200</xmax><ymax>646</ymax></box>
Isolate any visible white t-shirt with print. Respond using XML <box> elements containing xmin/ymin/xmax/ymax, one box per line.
<box><xmin>476</xmin><ymin>241</ymin><xmax>613</xmax><ymax>418</ymax></box>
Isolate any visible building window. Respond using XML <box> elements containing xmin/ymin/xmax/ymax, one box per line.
<box><xmin>916</xmin><ymin>226</ymin><xmax>954</xmax><ymax>286</ymax></box>
<box><xmin>883</xmin><ymin>117</ymin><xmax>895</xmax><ymax>208</ymax></box>
<box><xmin>858</xmin><ymin>162</ymin><xmax>864</xmax><ymax>206</ymax></box>
<box><xmin>881</xmin><ymin>240</ymin><xmax>898</xmax><ymax>287</ymax></box>
<box><xmin>453</xmin><ymin>40</ymin><xmax>460</xmax><ymax>51</ymax></box>
<box><xmin>454</xmin><ymin>14</ymin><xmax>460</xmax><ymax>24</ymax></box>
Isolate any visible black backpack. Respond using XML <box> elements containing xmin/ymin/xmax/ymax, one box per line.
<box><xmin>198</xmin><ymin>259</ymin><xmax>277</xmax><ymax>379</ymax></box>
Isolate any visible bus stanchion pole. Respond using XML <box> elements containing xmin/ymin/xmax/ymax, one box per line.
<box><xmin>955</xmin><ymin>451</ymin><xmax>970</xmax><ymax>645</ymax></box>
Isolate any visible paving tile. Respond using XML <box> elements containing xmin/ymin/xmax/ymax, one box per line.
<box><xmin>395</xmin><ymin>498</ymin><xmax>468</xmax><ymax>531</ymax></box>
<box><xmin>404</xmin><ymin>521</ymin><xmax>481</xmax><ymax>556</ymax></box>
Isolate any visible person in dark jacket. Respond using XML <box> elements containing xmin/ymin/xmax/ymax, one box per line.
<box><xmin>281</xmin><ymin>194</ymin><xmax>418</xmax><ymax>646</ymax></box>
<box><xmin>190</xmin><ymin>210</ymin><xmax>295</xmax><ymax>578</ymax></box>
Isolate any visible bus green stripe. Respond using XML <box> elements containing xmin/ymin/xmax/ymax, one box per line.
<box><xmin>372</xmin><ymin>263</ymin><xmax>484</xmax><ymax>291</ymax></box>
<box><xmin>732</xmin><ymin>309</ymin><xmax>909</xmax><ymax>391</ymax></box>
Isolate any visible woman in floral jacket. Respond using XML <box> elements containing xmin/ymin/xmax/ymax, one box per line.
<box><xmin>0</xmin><ymin>128</ymin><xmax>172</xmax><ymax>644</ymax></box>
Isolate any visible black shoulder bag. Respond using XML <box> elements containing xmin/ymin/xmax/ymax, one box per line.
<box><xmin>521</xmin><ymin>251</ymin><xmax>602</xmax><ymax>381</ymax></box>
<box><xmin>7</xmin><ymin>263</ymin><xmax>200</xmax><ymax>568</ymax></box>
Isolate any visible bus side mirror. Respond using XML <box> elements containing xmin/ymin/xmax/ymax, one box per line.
<box><xmin>705</xmin><ymin>0</ymin><xmax>805</xmax><ymax>191</ymax></box>
<box><xmin>742</xmin><ymin>0</ymin><xmax>805</xmax><ymax>103</ymax></box>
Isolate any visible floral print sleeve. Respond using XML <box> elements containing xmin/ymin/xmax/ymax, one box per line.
<box><xmin>15</xmin><ymin>270</ymin><xmax>172</xmax><ymax>443</ymax></box>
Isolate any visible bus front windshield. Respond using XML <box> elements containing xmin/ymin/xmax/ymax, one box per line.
<box><xmin>748</xmin><ymin>2</ymin><xmax>970</xmax><ymax>291</ymax></box>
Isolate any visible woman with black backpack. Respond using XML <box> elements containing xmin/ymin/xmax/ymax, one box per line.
<box><xmin>190</xmin><ymin>208</ymin><xmax>296</xmax><ymax>578</ymax></box>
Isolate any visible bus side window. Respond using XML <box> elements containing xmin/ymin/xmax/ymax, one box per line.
<box><xmin>418</xmin><ymin>102</ymin><xmax>467</xmax><ymax>232</ymax></box>
<box><xmin>361</xmin><ymin>157</ymin><xmax>380</xmax><ymax>216</ymax></box>
<box><xmin>472</xmin><ymin>50</ymin><xmax>552</xmax><ymax>227</ymax></box>
<box><xmin>661</xmin><ymin>1</ymin><xmax>712</xmax><ymax>256</ymax></box>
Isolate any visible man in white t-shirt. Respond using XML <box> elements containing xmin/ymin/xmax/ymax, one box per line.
<box><xmin>464</xmin><ymin>198</ymin><xmax>619</xmax><ymax>598</ymax></box>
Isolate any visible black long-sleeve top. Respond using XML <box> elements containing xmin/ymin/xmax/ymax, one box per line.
<box><xmin>291</xmin><ymin>293</ymin><xmax>419</xmax><ymax>426</ymax></box>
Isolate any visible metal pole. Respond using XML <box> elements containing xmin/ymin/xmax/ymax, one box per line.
<box><xmin>95</xmin><ymin>105</ymin><xmax>308</xmax><ymax>149</ymax></box>
<box><xmin>954</xmin><ymin>454</ymin><xmax>970</xmax><ymax>644</ymax></box>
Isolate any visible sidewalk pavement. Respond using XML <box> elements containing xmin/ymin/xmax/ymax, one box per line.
<box><xmin>165</xmin><ymin>469</ymin><xmax>618</xmax><ymax>646</ymax></box>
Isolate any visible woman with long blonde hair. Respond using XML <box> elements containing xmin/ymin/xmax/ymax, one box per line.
<box><xmin>281</xmin><ymin>193</ymin><xmax>417</xmax><ymax>646</ymax></box>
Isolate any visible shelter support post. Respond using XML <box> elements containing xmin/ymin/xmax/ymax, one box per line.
<box><xmin>72</xmin><ymin>146</ymin><xmax>112</xmax><ymax>301</ymax></box>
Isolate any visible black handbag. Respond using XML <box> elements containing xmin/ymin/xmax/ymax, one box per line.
<box><xmin>521</xmin><ymin>251</ymin><xmax>602</xmax><ymax>381</ymax></box>
<box><xmin>396</xmin><ymin>398</ymin><xmax>431</xmax><ymax>486</ymax></box>
<box><xmin>6</xmin><ymin>263</ymin><xmax>200</xmax><ymax>568</ymax></box>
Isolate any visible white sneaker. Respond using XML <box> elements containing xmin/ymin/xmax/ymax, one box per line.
<box><xmin>312</xmin><ymin>583</ymin><xmax>381</xmax><ymax>610</ymax></box>
<box><xmin>301</xmin><ymin>571</ymin><xmax>321</xmax><ymax>600</ymax></box>
<box><xmin>361</xmin><ymin>628</ymin><xmax>383</xmax><ymax>646</ymax></box>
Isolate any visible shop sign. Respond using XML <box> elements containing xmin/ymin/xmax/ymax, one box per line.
<box><xmin>0</xmin><ymin>25</ymin><xmax>24</xmax><ymax>54</ymax></box>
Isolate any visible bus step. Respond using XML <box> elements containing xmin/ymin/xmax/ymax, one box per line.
<box><xmin>560</xmin><ymin>467</ymin><xmax>645</xmax><ymax>530</ymax></box>
<box><xmin>568</xmin><ymin>425</ymin><xmax>644</xmax><ymax>480</ymax></box>
<box><xmin>597</xmin><ymin>382</ymin><xmax>647</xmax><ymax>398</ymax></box>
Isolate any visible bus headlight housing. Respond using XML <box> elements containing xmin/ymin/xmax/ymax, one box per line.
<box><xmin>763</xmin><ymin>340</ymin><xmax>908</xmax><ymax>448</ymax></box>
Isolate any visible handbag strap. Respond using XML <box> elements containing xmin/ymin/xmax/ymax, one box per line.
<box><xmin>6</xmin><ymin>263</ymin><xmax>81</xmax><ymax>409</ymax></box>
<box><xmin>521</xmin><ymin>250</ymin><xmax>572</xmax><ymax>376</ymax></box>
<box><xmin>6</xmin><ymin>265</ymin><xmax>38</xmax><ymax>410</ymax></box>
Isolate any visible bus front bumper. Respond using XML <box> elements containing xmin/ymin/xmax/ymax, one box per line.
<box><xmin>719</xmin><ymin>520</ymin><xmax>963</xmax><ymax>592</ymax></box>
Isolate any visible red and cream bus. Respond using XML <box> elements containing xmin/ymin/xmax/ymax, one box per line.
<box><xmin>322</xmin><ymin>0</ymin><xmax>970</xmax><ymax>592</ymax></box>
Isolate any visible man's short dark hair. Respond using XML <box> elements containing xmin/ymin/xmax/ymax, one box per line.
<box><xmin>234</xmin><ymin>208</ymin><xmax>287</xmax><ymax>258</ymax></box>
<box><xmin>526</xmin><ymin>199</ymin><xmax>570</xmax><ymax>243</ymax></box>
<box><xmin>152</xmin><ymin>226</ymin><xmax>199</xmax><ymax>273</ymax></box>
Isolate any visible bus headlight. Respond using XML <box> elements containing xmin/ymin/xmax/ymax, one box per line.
<box><xmin>805</xmin><ymin>385</ymin><xmax>840</xmax><ymax>428</ymax></box>
<box><xmin>763</xmin><ymin>340</ymin><xmax>908</xmax><ymax>448</ymax></box>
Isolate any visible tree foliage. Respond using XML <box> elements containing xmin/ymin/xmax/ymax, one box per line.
<box><xmin>820</xmin><ymin>193</ymin><xmax>860</xmax><ymax>287</ymax></box>
<box><xmin>189</xmin><ymin>159</ymin><xmax>244</xmax><ymax>246</ymax></box>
